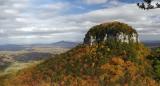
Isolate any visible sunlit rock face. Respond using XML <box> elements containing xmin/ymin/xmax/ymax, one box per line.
<box><xmin>84</xmin><ymin>21</ymin><xmax>139</xmax><ymax>45</ymax></box>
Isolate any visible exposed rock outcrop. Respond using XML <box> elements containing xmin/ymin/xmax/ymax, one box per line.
<box><xmin>84</xmin><ymin>21</ymin><xmax>139</xmax><ymax>45</ymax></box>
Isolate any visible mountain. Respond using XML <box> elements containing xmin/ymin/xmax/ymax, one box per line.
<box><xmin>84</xmin><ymin>21</ymin><xmax>139</xmax><ymax>45</ymax></box>
<box><xmin>51</xmin><ymin>41</ymin><xmax>79</xmax><ymax>48</ymax></box>
<box><xmin>1</xmin><ymin>22</ymin><xmax>160</xmax><ymax>86</ymax></box>
<box><xmin>5</xmin><ymin>43</ymin><xmax>155</xmax><ymax>86</ymax></box>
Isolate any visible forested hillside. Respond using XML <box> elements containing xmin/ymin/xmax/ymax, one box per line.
<box><xmin>1</xmin><ymin>22</ymin><xmax>160</xmax><ymax>86</ymax></box>
<box><xmin>2</xmin><ymin>41</ymin><xmax>159</xmax><ymax>86</ymax></box>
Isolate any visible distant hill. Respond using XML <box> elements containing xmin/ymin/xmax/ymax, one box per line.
<box><xmin>0</xmin><ymin>44</ymin><xmax>26</xmax><ymax>51</ymax></box>
<box><xmin>15</xmin><ymin>52</ymin><xmax>53</xmax><ymax>62</ymax></box>
<box><xmin>0</xmin><ymin>41</ymin><xmax>79</xmax><ymax>51</ymax></box>
<box><xmin>143</xmin><ymin>41</ymin><xmax>160</xmax><ymax>48</ymax></box>
<box><xmin>51</xmin><ymin>41</ymin><xmax>79</xmax><ymax>48</ymax></box>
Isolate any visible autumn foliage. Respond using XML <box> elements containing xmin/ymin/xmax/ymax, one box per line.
<box><xmin>1</xmin><ymin>42</ymin><xmax>159</xmax><ymax>86</ymax></box>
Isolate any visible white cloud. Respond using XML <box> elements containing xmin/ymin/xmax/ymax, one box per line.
<box><xmin>4</xmin><ymin>9</ymin><xmax>19</xmax><ymax>14</ymax></box>
<box><xmin>57</xmin><ymin>3</ymin><xmax>160</xmax><ymax>41</ymax></box>
<box><xmin>83</xmin><ymin>0</ymin><xmax>109</xmax><ymax>4</ymax></box>
<box><xmin>0</xmin><ymin>30</ymin><xmax>4</xmax><ymax>34</ymax></box>
<box><xmin>42</xmin><ymin>2</ymin><xmax>70</xmax><ymax>10</ymax></box>
<box><xmin>0</xmin><ymin>0</ymin><xmax>160</xmax><ymax>44</ymax></box>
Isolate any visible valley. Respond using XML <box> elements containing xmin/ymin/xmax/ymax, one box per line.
<box><xmin>0</xmin><ymin>41</ymin><xmax>78</xmax><ymax>79</ymax></box>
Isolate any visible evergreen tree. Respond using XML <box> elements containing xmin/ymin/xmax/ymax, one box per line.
<box><xmin>137</xmin><ymin>0</ymin><xmax>160</xmax><ymax>10</ymax></box>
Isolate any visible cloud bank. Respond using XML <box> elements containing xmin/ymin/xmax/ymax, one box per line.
<box><xmin>0</xmin><ymin>0</ymin><xmax>160</xmax><ymax>44</ymax></box>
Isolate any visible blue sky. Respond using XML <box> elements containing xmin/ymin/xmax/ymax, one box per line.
<box><xmin>0</xmin><ymin>0</ymin><xmax>160</xmax><ymax>44</ymax></box>
<box><xmin>29</xmin><ymin>0</ymin><xmax>141</xmax><ymax>14</ymax></box>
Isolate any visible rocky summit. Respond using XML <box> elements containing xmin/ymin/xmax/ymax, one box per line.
<box><xmin>84</xmin><ymin>21</ymin><xmax>139</xmax><ymax>45</ymax></box>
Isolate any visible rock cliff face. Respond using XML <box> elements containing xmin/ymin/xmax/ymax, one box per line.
<box><xmin>84</xmin><ymin>21</ymin><xmax>139</xmax><ymax>45</ymax></box>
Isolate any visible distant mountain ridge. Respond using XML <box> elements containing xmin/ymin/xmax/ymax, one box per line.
<box><xmin>0</xmin><ymin>40</ymin><xmax>159</xmax><ymax>51</ymax></box>
<box><xmin>0</xmin><ymin>41</ymin><xmax>79</xmax><ymax>51</ymax></box>
<box><xmin>143</xmin><ymin>40</ymin><xmax>160</xmax><ymax>48</ymax></box>
<box><xmin>51</xmin><ymin>41</ymin><xmax>79</xmax><ymax>48</ymax></box>
<box><xmin>0</xmin><ymin>44</ymin><xmax>26</xmax><ymax>51</ymax></box>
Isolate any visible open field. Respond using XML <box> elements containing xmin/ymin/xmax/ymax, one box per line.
<box><xmin>0</xmin><ymin>46</ymin><xmax>70</xmax><ymax>77</ymax></box>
